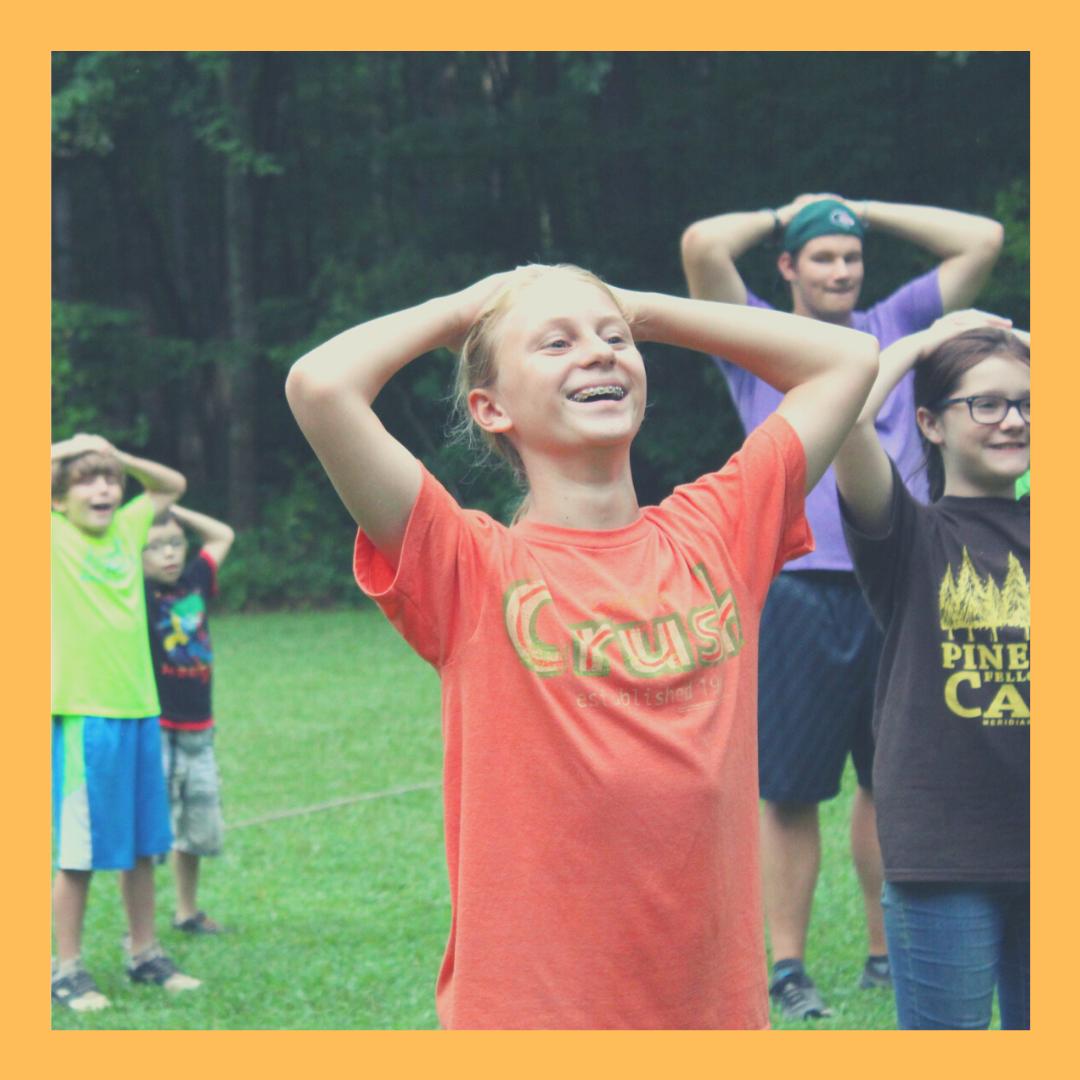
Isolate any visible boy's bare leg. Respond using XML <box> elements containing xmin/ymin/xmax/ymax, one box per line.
<box><xmin>119</xmin><ymin>857</ymin><xmax>157</xmax><ymax>955</ymax></box>
<box><xmin>53</xmin><ymin>869</ymin><xmax>92</xmax><ymax>963</ymax></box>
<box><xmin>850</xmin><ymin>785</ymin><xmax>887</xmax><ymax>955</ymax></box>
<box><xmin>173</xmin><ymin>851</ymin><xmax>201</xmax><ymax>923</ymax></box>
<box><xmin>760</xmin><ymin>800</ymin><xmax>820</xmax><ymax>962</ymax></box>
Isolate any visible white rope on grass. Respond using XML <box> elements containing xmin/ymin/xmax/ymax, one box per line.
<box><xmin>224</xmin><ymin>779</ymin><xmax>443</xmax><ymax>831</ymax></box>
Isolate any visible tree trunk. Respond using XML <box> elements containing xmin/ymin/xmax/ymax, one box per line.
<box><xmin>52</xmin><ymin>176</ymin><xmax>74</xmax><ymax>300</ymax></box>
<box><xmin>166</xmin><ymin>106</ymin><xmax>208</xmax><ymax>493</ymax></box>
<box><xmin>219</xmin><ymin>53</ymin><xmax>260</xmax><ymax>529</ymax></box>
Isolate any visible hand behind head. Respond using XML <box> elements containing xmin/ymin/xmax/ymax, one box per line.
<box><xmin>919</xmin><ymin>309</ymin><xmax>1013</xmax><ymax>357</ymax></box>
<box><xmin>777</xmin><ymin>192</ymin><xmax>846</xmax><ymax>226</ymax></box>
<box><xmin>447</xmin><ymin>271</ymin><xmax>519</xmax><ymax>352</ymax></box>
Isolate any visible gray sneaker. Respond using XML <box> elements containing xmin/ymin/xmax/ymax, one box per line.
<box><xmin>769</xmin><ymin>965</ymin><xmax>834</xmax><ymax>1020</ymax></box>
<box><xmin>859</xmin><ymin>955</ymin><xmax>893</xmax><ymax>990</ymax></box>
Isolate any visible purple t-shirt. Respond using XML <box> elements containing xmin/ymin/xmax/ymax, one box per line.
<box><xmin>717</xmin><ymin>269</ymin><xmax>942</xmax><ymax>571</ymax></box>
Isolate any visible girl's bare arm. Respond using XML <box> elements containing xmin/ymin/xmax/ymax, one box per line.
<box><xmin>833</xmin><ymin>310</ymin><xmax>1013</xmax><ymax>536</ymax></box>
<box><xmin>620</xmin><ymin>291</ymin><xmax>880</xmax><ymax>493</ymax></box>
<box><xmin>286</xmin><ymin>275</ymin><xmax>510</xmax><ymax>565</ymax></box>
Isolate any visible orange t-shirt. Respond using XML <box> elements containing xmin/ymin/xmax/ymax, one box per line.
<box><xmin>354</xmin><ymin>413</ymin><xmax>812</xmax><ymax>1029</ymax></box>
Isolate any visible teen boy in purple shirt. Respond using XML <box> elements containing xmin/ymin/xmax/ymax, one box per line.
<box><xmin>681</xmin><ymin>194</ymin><xmax>1003</xmax><ymax>1020</ymax></box>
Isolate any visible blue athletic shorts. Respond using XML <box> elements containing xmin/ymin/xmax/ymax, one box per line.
<box><xmin>757</xmin><ymin>570</ymin><xmax>882</xmax><ymax>803</ymax></box>
<box><xmin>52</xmin><ymin>715</ymin><xmax>174</xmax><ymax>871</ymax></box>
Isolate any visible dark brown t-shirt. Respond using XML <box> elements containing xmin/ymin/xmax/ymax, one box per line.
<box><xmin>841</xmin><ymin>465</ymin><xmax>1029</xmax><ymax>882</ymax></box>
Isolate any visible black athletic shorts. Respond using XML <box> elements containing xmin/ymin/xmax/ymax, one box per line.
<box><xmin>757</xmin><ymin>570</ymin><xmax>882</xmax><ymax>803</ymax></box>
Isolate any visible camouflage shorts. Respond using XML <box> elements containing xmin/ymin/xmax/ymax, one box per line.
<box><xmin>160</xmin><ymin>727</ymin><xmax>224</xmax><ymax>857</ymax></box>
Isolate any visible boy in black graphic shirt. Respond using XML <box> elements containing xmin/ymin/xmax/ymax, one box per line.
<box><xmin>143</xmin><ymin>505</ymin><xmax>235</xmax><ymax>934</ymax></box>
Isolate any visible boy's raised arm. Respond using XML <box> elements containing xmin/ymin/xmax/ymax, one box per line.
<box><xmin>680</xmin><ymin>193</ymin><xmax>833</xmax><ymax>305</ymax></box>
<box><xmin>851</xmin><ymin>201</ymin><xmax>1004</xmax><ymax>312</ymax></box>
<box><xmin>51</xmin><ymin>433</ymin><xmax>186</xmax><ymax>513</ymax></box>
<box><xmin>115</xmin><ymin>448</ymin><xmax>186</xmax><ymax>514</ymax></box>
<box><xmin>617</xmin><ymin>291</ymin><xmax>880</xmax><ymax>493</ymax></box>
<box><xmin>170</xmin><ymin>505</ymin><xmax>235</xmax><ymax>567</ymax></box>
<box><xmin>52</xmin><ymin>433</ymin><xmax>111</xmax><ymax>461</ymax></box>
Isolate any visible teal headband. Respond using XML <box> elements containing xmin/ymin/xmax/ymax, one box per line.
<box><xmin>783</xmin><ymin>199</ymin><xmax>865</xmax><ymax>255</ymax></box>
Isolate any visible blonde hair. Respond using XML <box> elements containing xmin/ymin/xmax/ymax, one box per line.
<box><xmin>451</xmin><ymin>264</ymin><xmax>629</xmax><ymax>523</ymax></box>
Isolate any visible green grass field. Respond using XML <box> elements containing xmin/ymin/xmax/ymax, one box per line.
<box><xmin>53</xmin><ymin>607</ymin><xmax>899</xmax><ymax>1030</ymax></box>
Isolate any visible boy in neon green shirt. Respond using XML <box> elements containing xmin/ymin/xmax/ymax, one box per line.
<box><xmin>52</xmin><ymin>434</ymin><xmax>200</xmax><ymax>1011</ymax></box>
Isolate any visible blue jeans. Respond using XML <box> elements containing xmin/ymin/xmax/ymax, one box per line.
<box><xmin>882</xmin><ymin>881</ymin><xmax>1029</xmax><ymax>1029</ymax></box>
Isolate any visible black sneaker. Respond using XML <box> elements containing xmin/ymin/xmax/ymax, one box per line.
<box><xmin>859</xmin><ymin>955</ymin><xmax>893</xmax><ymax>990</ymax></box>
<box><xmin>126</xmin><ymin>942</ymin><xmax>201</xmax><ymax>992</ymax></box>
<box><xmin>52</xmin><ymin>960</ymin><xmax>110</xmax><ymax>1012</ymax></box>
<box><xmin>172</xmin><ymin>911</ymin><xmax>229</xmax><ymax>935</ymax></box>
<box><xmin>769</xmin><ymin>963</ymin><xmax>834</xmax><ymax>1020</ymax></box>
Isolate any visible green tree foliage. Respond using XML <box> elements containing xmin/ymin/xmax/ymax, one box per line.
<box><xmin>980</xmin><ymin>177</ymin><xmax>1030</xmax><ymax>329</ymax></box>
<box><xmin>52</xmin><ymin>52</ymin><xmax>1029</xmax><ymax>608</ymax></box>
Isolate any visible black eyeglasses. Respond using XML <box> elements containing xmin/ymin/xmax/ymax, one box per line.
<box><xmin>934</xmin><ymin>395</ymin><xmax>1030</xmax><ymax>425</ymax></box>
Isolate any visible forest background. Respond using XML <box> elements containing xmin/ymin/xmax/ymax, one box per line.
<box><xmin>51</xmin><ymin>51</ymin><xmax>1030</xmax><ymax>609</ymax></box>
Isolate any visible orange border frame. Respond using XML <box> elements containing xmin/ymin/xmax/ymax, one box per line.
<box><xmin>8</xmin><ymin>9</ymin><xmax>1063</xmax><ymax>1078</ymax></box>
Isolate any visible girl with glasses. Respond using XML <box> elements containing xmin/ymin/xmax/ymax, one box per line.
<box><xmin>833</xmin><ymin>312</ymin><xmax>1030</xmax><ymax>1029</ymax></box>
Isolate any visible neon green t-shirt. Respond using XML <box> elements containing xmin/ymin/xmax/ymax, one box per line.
<box><xmin>51</xmin><ymin>493</ymin><xmax>160</xmax><ymax>717</ymax></box>
<box><xmin>1015</xmin><ymin>469</ymin><xmax>1030</xmax><ymax>499</ymax></box>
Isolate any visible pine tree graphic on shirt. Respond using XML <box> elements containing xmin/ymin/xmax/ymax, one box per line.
<box><xmin>939</xmin><ymin>547</ymin><xmax>1029</xmax><ymax>642</ymax></box>
<box><xmin>1000</xmin><ymin>553</ymin><xmax>1030</xmax><ymax>641</ymax></box>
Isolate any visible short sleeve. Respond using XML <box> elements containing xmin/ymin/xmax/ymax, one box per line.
<box><xmin>193</xmin><ymin>551</ymin><xmax>218</xmax><ymax>598</ymax></box>
<box><xmin>353</xmin><ymin>466</ymin><xmax>491</xmax><ymax>670</ymax></box>
<box><xmin>743</xmin><ymin>289</ymin><xmax>775</xmax><ymax>312</ymax></box>
<box><xmin>653</xmin><ymin>413</ymin><xmax>813</xmax><ymax>608</ymax></box>
<box><xmin>859</xmin><ymin>269</ymin><xmax>943</xmax><ymax>344</ymax></box>
<box><xmin>116</xmin><ymin>493</ymin><xmax>155</xmax><ymax>549</ymax></box>
<box><xmin>840</xmin><ymin>459</ymin><xmax>921</xmax><ymax>628</ymax></box>
<box><xmin>713</xmin><ymin>290</ymin><xmax>780</xmax><ymax>431</ymax></box>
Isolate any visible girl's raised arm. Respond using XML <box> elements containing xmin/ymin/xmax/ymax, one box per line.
<box><xmin>617</xmin><ymin>291</ymin><xmax>880</xmax><ymax>493</ymax></box>
<box><xmin>286</xmin><ymin>274</ymin><xmax>510</xmax><ymax>564</ymax></box>
<box><xmin>833</xmin><ymin>309</ymin><xmax>1012</xmax><ymax>536</ymax></box>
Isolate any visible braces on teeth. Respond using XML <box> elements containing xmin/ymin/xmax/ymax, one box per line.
<box><xmin>571</xmin><ymin>385</ymin><xmax>626</xmax><ymax>402</ymax></box>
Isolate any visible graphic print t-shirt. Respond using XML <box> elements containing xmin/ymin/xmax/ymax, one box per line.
<box><xmin>842</xmin><ymin>464</ymin><xmax>1029</xmax><ymax>882</ymax></box>
<box><xmin>354</xmin><ymin>414</ymin><xmax>812</xmax><ymax>1030</ymax></box>
<box><xmin>719</xmin><ymin>269</ymin><xmax>943</xmax><ymax>570</ymax></box>
<box><xmin>145</xmin><ymin>551</ymin><xmax>217</xmax><ymax>729</ymax></box>
<box><xmin>52</xmin><ymin>493</ymin><xmax>160</xmax><ymax>718</ymax></box>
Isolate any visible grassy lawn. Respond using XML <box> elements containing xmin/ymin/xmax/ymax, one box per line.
<box><xmin>771</xmin><ymin>783</ymin><xmax>897</xmax><ymax>1031</ymax></box>
<box><xmin>54</xmin><ymin>607</ymin><xmax>898</xmax><ymax>1030</ymax></box>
